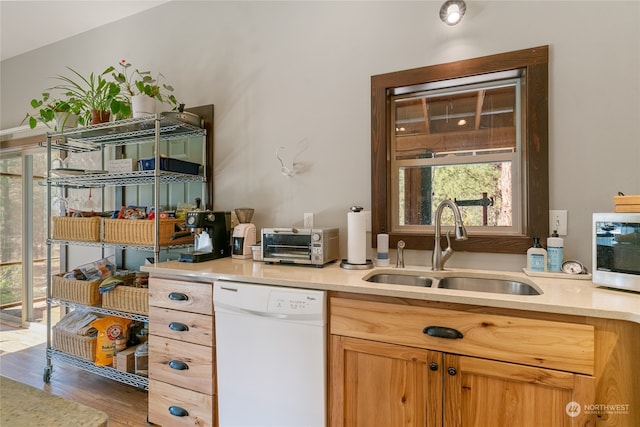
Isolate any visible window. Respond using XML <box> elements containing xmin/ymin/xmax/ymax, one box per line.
<box><xmin>0</xmin><ymin>147</ymin><xmax>56</xmax><ymax>324</ymax></box>
<box><xmin>371</xmin><ymin>46</ymin><xmax>549</xmax><ymax>254</ymax></box>
<box><xmin>391</xmin><ymin>73</ymin><xmax>522</xmax><ymax>234</ymax></box>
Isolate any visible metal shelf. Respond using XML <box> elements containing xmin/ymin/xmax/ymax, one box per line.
<box><xmin>44</xmin><ymin>112</ymin><xmax>207</xmax><ymax>393</ymax></box>
<box><xmin>48</xmin><ymin>238</ymin><xmax>193</xmax><ymax>251</ymax></box>
<box><xmin>46</xmin><ymin>115</ymin><xmax>205</xmax><ymax>149</ymax></box>
<box><xmin>50</xmin><ymin>298</ymin><xmax>149</xmax><ymax>322</ymax></box>
<box><xmin>48</xmin><ymin>170</ymin><xmax>205</xmax><ymax>187</ymax></box>
<box><xmin>46</xmin><ymin>348</ymin><xmax>149</xmax><ymax>390</ymax></box>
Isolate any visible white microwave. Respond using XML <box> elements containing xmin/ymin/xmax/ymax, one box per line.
<box><xmin>592</xmin><ymin>213</ymin><xmax>640</xmax><ymax>292</ymax></box>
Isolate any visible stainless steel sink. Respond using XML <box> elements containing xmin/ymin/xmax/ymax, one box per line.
<box><xmin>365</xmin><ymin>273</ymin><xmax>433</xmax><ymax>287</ymax></box>
<box><xmin>437</xmin><ymin>277</ymin><xmax>541</xmax><ymax>295</ymax></box>
<box><xmin>364</xmin><ymin>272</ymin><xmax>542</xmax><ymax>295</ymax></box>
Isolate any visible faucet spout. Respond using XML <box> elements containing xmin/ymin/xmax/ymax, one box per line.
<box><xmin>432</xmin><ymin>200</ymin><xmax>468</xmax><ymax>271</ymax></box>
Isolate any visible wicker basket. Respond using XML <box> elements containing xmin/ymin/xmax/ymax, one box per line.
<box><xmin>102</xmin><ymin>286</ymin><xmax>149</xmax><ymax>315</ymax></box>
<box><xmin>51</xmin><ymin>274</ymin><xmax>102</xmax><ymax>306</ymax></box>
<box><xmin>52</xmin><ymin>217</ymin><xmax>101</xmax><ymax>242</ymax></box>
<box><xmin>103</xmin><ymin>218</ymin><xmax>192</xmax><ymax>246</ymax></box>
<box><xmin>52</xmin><ymin>327</ymin><xmax>96</xmax><ymax>362</ymax></box>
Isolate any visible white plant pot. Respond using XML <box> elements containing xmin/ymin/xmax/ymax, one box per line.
<box><xmin>131</xmin><ymin>95</ymin><xmax>157</xmax><ymax>118</ymax></box>
<box><xmin>54</xmin><ymin>112</ymin><xmax>78</xmax><ymax>131</ymax></box>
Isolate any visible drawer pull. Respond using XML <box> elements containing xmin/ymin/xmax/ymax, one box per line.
<box><xmin>169</xmin><ymin>405</ymin><xmax>189</xmax><ymax>417</ymax></box>
<box><xmin>423</xmin><ymin>326</ymin><xmax>463</xmax><ymax>339</ymax></box>
<box><xmin>168</xmin><ymin>292</ymin><xmax>189</xmax><ymax>301</ymax></box>
<box><xmin>169</xmin><ymin>360</ymin><xmax>189</xmax><ymax>371</ymax></box>
<box><xmin>168</xmin><ymin>322</ymin><xmax>189</xmax><ymax>332</ymax></box>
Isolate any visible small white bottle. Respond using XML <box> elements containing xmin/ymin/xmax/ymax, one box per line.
<box><xmin>547</xmin><ymin>231</ymin><xmax>564</xmax><ymax>272</ymax></box>
<box><xmin>527</xmin><ymin>237</ymin><xmax>547</xmax><ymax>272</ymax></box>
<box><xmin>376</xmin><ymin>234</ymin><xmax>390</xmax><ymax>267</ymax></box>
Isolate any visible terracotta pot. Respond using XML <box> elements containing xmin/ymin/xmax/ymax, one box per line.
<box><xmin>90</xmin><ymin>110</ymin><xmax>110</xmax><ymax>124</ymax></box>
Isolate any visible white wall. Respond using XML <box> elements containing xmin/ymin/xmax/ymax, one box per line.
<box><xmin>2</xmin><ymin>1</ymin><xmax>639</xmax><ymax>272</ymax></box>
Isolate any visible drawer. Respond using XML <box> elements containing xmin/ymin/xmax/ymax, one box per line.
<box><xmin>149</xmin><ymin>336</ymin><xmax>215</xmax><ymax>395</ymax></box>
<box><xmin>149</xmin><ymin>278</ymin><xmax>213</xmax><ymax>315</ymax></box>
<box><xmin>148</xmin><ymin>379</ymin><xmax>214</xmax><ymax>427</ymax></box>
<box><xmin>149</xmin><ymin>306</ymin><xmax>214</xmax><ymax>347</ymax></box>
<box><xmin>330</xmin><ymin>297</ymin><xmax>595</xmax><ymax>375</ymax></box>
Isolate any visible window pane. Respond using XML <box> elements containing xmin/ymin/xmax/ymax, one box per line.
<box><xmin>398</xmin><ymin>161</ymin><xmax>512</xmax><ymax>228</ymax></box>
<box><xmin>392</xmin><ymin>74</ymin><xmax>520</xmax><ymax>233</ymax></box>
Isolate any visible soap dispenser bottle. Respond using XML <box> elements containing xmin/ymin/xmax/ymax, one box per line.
<box><xmin>547</xmin><ymin>231</ymin><xmax>564</xmax><ymax>272</ymax></box>
<box><xmin>527</xmin><ymin>237</ymin><xmax>547</xmax><ymax>272</ymax></box>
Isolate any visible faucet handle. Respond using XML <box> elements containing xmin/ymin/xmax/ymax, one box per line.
<box><xmin>445</xmin><ymin>230</ymin><xmax>452</xmax><ymax>249</ymax></box>
<box><xmin>396</xmin><ymin>240</ymin><xmax>405</xmax><ymax>268</ymax></box>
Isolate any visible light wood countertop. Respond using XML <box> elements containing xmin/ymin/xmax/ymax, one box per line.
<box><xmin>142</xmin><ymin>258</ymin><xmax>640</xmax><ymax>323</ymax></box>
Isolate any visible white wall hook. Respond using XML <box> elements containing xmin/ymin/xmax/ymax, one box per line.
<box><xmin>276</xmin><ymin>139</ymin><xmax>309</xmax><ymax>177</ymax></box>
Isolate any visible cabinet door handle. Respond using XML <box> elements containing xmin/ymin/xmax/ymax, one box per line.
<box><xmin>447</xmin><ymin>367</ymin><xmax>457</xmax><ymax>376</ymax></box>
<box><xmin>169</xmin><ymin>360</ymin><xmax>190</xmax><ymax>371</ymax></box>
<box><xmin>168</xmin><ymin>322</ymin><xmax>189</xmax><ymax>332</ymax></box>
<box><xmin>429</xmin><ymin>362</ymin><xmax>439</xmax><ymax>371</ymax></box>
<box><xmin>423</xmin><ymin>326</ymin><xmax>463</xmax><ymax>339</ymax></box>
<box><xmin>168</xmin><ymin>292</ymin><xmax>189</xmax><ymax>301</ymax></box>
<box><xmin>168</xmin><ymin>405</ymin><xmax>189</xmax><ymax>417</ymax></box>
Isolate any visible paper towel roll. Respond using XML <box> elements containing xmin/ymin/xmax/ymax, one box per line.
<box><xmin>347</xmin><ymin>211</ymin><xmax>367</xmax><ymax>264</ymax></box>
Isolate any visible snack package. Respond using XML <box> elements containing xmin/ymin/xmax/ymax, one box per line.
<box><xmin>65</xmin><ymin>256</ymin><xmax>115</xmax><ymax>281</ymax></box>
<box><xmin>176</xmin><ymin>202</ymin><xmax>195</xmax><ymax>219</ymax></box>
<box><xmin>91</xmin><ymin>316</ymin><xmax>132</xmax><ymax>366</ymax></box>
<box><xmin>117</xmin><ymin>205</ymin><xmax>147</xmax><ymax>219</ymax></box>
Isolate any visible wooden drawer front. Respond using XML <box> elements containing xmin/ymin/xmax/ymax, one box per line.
<box><xmin>330</xmin><ymin>297</ymin><xmax>595</xmax><ymax>375</ymax></box>
<box><xmin>149</xmin><ymin>336</ymin><xmax>214</xmax><ymax>395</ymax></box>
<box><xmin>149</xmin><ymin>278</ymin><xmax>212</xmax><ymax>315</ymax></box>
<box><xmin>148</xmin><ymin>379</ymin><xmax>214</xmax><ymax>427</ymax></box>
<box><xmin>149</xmin><ymin>306</ymin><xmax>213</xmax><ymax>347</ymax></box>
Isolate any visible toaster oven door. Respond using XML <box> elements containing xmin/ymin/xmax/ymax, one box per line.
<box><xmin>263</xmin><ymin>233</ymin><xmax>312</xmax><ymax>262</ymax></box>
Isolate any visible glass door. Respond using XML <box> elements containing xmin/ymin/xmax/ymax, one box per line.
<box><xmin>0</xmin><ymin>147</ymin><xmax>57</xmax><ymax>326</ymax></box>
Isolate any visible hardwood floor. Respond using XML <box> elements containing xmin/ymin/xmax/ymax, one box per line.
<box><xmin>0</xmin><ymin>322</ymin><xmax>150</xmax><ymax>426</ymax></box>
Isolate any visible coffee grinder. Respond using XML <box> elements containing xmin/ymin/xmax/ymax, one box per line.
<box><xmin>232</xmin><ymin>208</ymin><xmax>256</xmax><ymax>259</ymax></box>
<box><xmin>179</xmin><ymin>208</ymin><xmax>232</xmax><ymax>263</ymax></box>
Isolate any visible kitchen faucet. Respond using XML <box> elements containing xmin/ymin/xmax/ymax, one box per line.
<box><xmin>432</xmin><ymin>200</ymin><xmax>468</xmax><ymax>270</ymax></box>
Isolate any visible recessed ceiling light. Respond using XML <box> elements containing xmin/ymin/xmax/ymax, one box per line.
<box><xmin>440</xmin><ymin>0</ymin><xmax>466</xmax><ymax>26</ymax></box>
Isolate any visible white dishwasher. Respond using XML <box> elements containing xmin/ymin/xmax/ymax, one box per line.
<box><xmin>213</xmin><ymin>280</ymin><xmax>326</xmax><ymax>427</ymax></box>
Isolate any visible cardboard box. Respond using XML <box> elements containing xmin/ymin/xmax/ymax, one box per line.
<box><xmin>107</xmin><ymin>158</ymin><xmax>137</xmax><ymax>173</ymax></box>
<box><xmin>115</xmin><ymin>345</ymin><xmax>139</xmax><ymax>373</ymax></box>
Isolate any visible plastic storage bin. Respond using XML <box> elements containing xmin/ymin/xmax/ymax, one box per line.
<box><xmin>138</xmin><ymin>157</ymin><xmax>200</xmax><ymax>175</ymax></box>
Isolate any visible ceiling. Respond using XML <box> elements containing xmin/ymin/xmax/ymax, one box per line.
<box><xmin>0</xmin><ymin>1</ymin><xmax>168</xmax><ymax>62</ymax></box>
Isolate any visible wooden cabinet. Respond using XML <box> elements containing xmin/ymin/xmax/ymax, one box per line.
<box><xmin>331</xmin><ymin>336</ymin><xmax>441</xmax><ymax>427</ymax></box>
<box><xmin>148</xmin><ymin>277</ymin><xmax>215</xmax><ymax>427</ymax></box>
<box><xmin>330</xmin><ymin>296</ymin><xmax>596</xmax><ymax>427</ymax></box>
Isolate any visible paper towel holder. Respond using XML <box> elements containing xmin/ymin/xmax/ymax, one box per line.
<box><xmin>340</xmin><ymin>259</ymin><xmax>374</xmax><ymax>270</ymax></box>
<box><xmin>340</xmin><ymin>206</ymin><xmax>374</xmax><ymax>270</ymax></box>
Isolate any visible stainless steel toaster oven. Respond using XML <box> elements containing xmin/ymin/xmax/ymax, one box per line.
<box><xmin>262</xmin><ymin>228</ymin><xmax>339</xmax><ymax>267</ymax></box>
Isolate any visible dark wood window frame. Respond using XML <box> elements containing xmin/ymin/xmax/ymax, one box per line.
<box><xmin>371</xmin><ymin>46</ymin><xmax>549</xmax><ymax>254</ymax></box>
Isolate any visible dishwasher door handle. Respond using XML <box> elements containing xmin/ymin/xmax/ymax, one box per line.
<box><xmin>237</xmin><ymin>308</ymin><xmax>287</xmax><ymax>319</ymax></box>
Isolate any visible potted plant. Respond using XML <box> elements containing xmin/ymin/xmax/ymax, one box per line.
<box><xmin>112</xmin><ymin>59</ymin><xmax>178</xmax><ymax>117</ymax></box>
<box><xmin>52</xmin><ymin>66</ymin><xmax>127</xmax><ymax>125</ymax></box>
<box><xmin>22</xmin><ymin>91</ymin><xmax>82</xmax><ymax>131</ymax></box>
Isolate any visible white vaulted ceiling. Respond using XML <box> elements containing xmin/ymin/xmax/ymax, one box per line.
<box><xmin>0</xmin><ymin>1</ymin><xmax>168</xmax><ymax>61</ymax></box>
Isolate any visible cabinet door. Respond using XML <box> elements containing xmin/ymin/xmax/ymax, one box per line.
<box><xmin>443</xmin><ymin>354</ymin><xmax>596</xmax><ymax>427</ymax></box>
<box><xmin>330</xmin><ymin>335</ymin><xmax>442</xmax><ymax>427</ymax></box>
